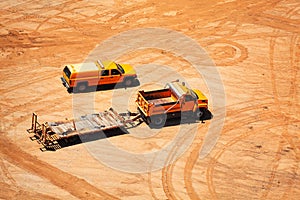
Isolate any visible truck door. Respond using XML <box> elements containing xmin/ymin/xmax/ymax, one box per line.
<box><xmin>181</xmin><ymin>95</ymin><xmax>196</xmax><ymax>112</ymax></box>
<box><xmin>99</xmin><ymin>70</ymin><xmax>110</xmax><ymax>85</ymax></box>
<box><xmin>109</xmin><ymin>69</ymin><xmax>122</xmax><ymax>84</ymax></box>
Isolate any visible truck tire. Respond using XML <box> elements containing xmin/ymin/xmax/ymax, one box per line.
<box><xmin>149</xmin><ymin>114</ymin><xmax>167</xmax><ymax>128</ymax></box>
<box><xmin>195</xmin><ymin>108</ymin><xmax>204</xmax><ymax>119</ymax></box>
<box><xmin>124</xmin><ymin>78</ymin><xmax>133</xmax><ymax>87</ymax></box>
<box><xmin>67</xmin><ymin>87</ymin><xmax>73</xmax><ymax>93</ymax></box>
<box><xmin>75</xmin><ymin>82</ymin><xmax>88</xmax><ymax>92</ymax></box>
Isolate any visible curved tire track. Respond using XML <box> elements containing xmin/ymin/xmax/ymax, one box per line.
<box><xmin>0</xmin><ymin>134</ymin><xmax>118</xmax><ymax>200</ymax></box>
<box><xmin>265</xmin><ymin>5</ymin><xmax>300</xmax><ymax>198</ymax></box>
<box><xmin>206</xmin><ymin>120</ymin><xmax>291</xmax><ymax>199</ymax></box>
<box><xmin>161</xmin><ymin>125</ymin><xmax>198</xmax><ymax>200</ymax></box>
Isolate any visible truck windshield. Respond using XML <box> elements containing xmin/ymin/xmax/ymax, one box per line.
<box><xmin>63</xmin><ymin>66</ymin><xmax>71</xmax><ymax>78</ymax></box>
<box><xmin>116</xmin><ymin>63</ymin><xmax>125</xmax><ymax>74</ymax></box>
<box><xmin>191</xmin><ymin>90</ymin><xmax>199</xmax><ymax>99</ymax></box>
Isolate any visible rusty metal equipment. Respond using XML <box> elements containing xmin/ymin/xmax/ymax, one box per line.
<box><xmin>27</xmin><ymin>108</ymin><xmax>142</xmax><ymax>151</ymax></box>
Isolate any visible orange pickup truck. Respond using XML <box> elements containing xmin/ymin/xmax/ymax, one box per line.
<box><xmin>136</xmin><ymin>81</ymin><xmax>209</xmax><ymax>128</ymax></box>
<box><xmin>61</xmin><ymin>60</ymin><xmax>138</xmax><ymax>92</ymax></box>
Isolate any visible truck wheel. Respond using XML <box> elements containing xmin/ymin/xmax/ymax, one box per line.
<box><xmin>124</xmin><ymin>78</ymin><xmax>133</xmax><ymax>87</ymax></box>
<box><xmin>67</xmin><ymin>87</ymin><xmax>73</xmax><ymax>93</ymax></box>
<box><xmin>195</xmin><ymin>108</ymin><xmax>204</xmax><ymax>119</ymax></box>
<box><xmin>149</xmin><ymin>115</ymin><xmax>167</xmax><ymax>128</ymax></box>
<box><xmin>75</xmin><ymin>82</ymin><xmax>88</xmax><ymax>92</ymax></box>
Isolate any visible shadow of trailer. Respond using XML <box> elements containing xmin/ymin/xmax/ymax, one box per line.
<box><xmin>27</xmin><ymin>108</ymin><xmax>142</xmax><ymax>151</ymax></box>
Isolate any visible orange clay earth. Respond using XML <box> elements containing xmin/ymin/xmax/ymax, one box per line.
<box><xmin>0</xmin><ymin>0</ymin><xmax>299</xmax><ymax>199</ymax></box>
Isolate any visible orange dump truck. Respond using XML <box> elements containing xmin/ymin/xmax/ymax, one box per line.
<box><xmin>136</xmin><ymin>81</ymin><xmax>209</xmax><ymax>127</ymax></box>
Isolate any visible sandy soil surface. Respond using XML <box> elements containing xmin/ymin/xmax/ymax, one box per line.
<box><xmin>0</xmin><ymin>0</ymin><xmax>299</xmax><ymax>199</ymax></box>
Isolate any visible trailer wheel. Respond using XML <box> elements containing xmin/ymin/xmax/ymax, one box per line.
<box><xmin>75</xmin><ymin>82</ymin><xmax>88</xmax><ymax>92</ymax></box>
<box><xmin>149</xmin><ymin>115</ymin><xmax>167</xmax><ymax>128</ymax></box>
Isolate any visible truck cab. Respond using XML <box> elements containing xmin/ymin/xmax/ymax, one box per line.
<box><xmin>61</xmin><ymin>60</ymin><xmax>137</xmax><ymax>92</ymax></box>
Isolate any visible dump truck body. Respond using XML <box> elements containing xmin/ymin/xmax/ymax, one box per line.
<box><xmin>136</xmin><ymin>81</ymin><xmax>208</xmax><ymax>127</ymax></box>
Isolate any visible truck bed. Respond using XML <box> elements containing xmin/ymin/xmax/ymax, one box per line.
<box><xmin>141</xmin><ymin>88</ymin><xmax>178</xmax><ymax>105</ymax></box>
<box><xmin>148</xmin><ymin>96</ymin><xmax>175</xmax><ymax>105</ymax></box>
<box><xmin>136</xmin><ymin>87</ymin><xmax>182</xmax><ymax>117</ymax></box>
<box><xmin>136</xmin><ymin>81</ymin><xmax>203</xmax><ymax>118</ymax></box>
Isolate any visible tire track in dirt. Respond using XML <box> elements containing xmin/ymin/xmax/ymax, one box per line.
<box><xmin>250</xmin><ymin>12</ymin><xmax>300</xmax><ymax>34</ymax></box>
<box><xmin>146</xmin><ymin>123</ymin><xmax>199</xmax><ymax>200</ymax></box>
<box><xmin>181</xmin><ymin>103</ymin><xmax>297</xmax><ymax>200</ymax></box>
<box><xmin>260</xmin><ymin>134</ymin><xmax>286</xmax><ymax>199</ymax></box>
<box><xmin>1</xmin><ymin>96</ymin><xmax>67</xmax><ymax>132</ymax></box>
<box><xmin>146</xmin><ymin>128</ymin><xmax>193</xmax><ymax>200</ymax></box>
<box><xmin>0</xmin><ymin>0</ymin><xmax>52</xmax><ymax>28</ymax></box>
<box><xmin>184</xmin><ymin>101</ymin><xmax>275</xmax><ymax>200</ymax></box>
<box><xmin>0</xmin><ymin>134</ymin><xmax>119</xmax><ymax>200</ymax></box>
<box><xmin>34</xmin><ymin>0</ymin><xmax>86</xmax><ymax>32</ymax></box>
<box><xmin>0</xmin><ymin>71</ymin><xmax>58</xmax><ymax>93</ymax></box>
<box><xmin>204</xmin><ymin>7</ymin><xmax>300</xmax><ymax>198</ymax></box>
<box><xmin>205</xmin><ymin>101</ymin><xmax>299</xmax><ymax>199</ymax></box>
<box><xmin>147</xmin><ymin>171</ymin><xmax>159</xmax><ymax>200</ymax></box>
<box><xmin>1</xmin><ymin>0</ymin><xmax>101</xmax><ymax>39</ymax></box>
<box><xmin>1</xmin><ymin>84</ymin><xmax>66</xmax><ymax>119</ymax></box>
<box><xmin>211</xmin><ymin>20</ymin><xmax>240</xmax><ymax>38</ymax></box>
<box><xmin>108</xmin><ymin>1</ymin><xmax>154</xmax><ymax>23</ymax></box>
<box><xmin>1</xmin><ymin>76</ymin><xmax>71</xmax><ymax>140</ymax></box>
<box><xmin>162</xmin><ymin>130</ymin><xmax>189</xmax><ymax>199</ymax></box>
<box><xmin>161</xmin><ymin>163</ymin><xmax>177</xmax><ymax>199</ymax></box>
<box><xmin>161</xmin><ymin>125</ymin><xmax>199</xmax><ymax>200</ymax></box>
<box><xmin>280</xmin><ymin>126</ymin><xmax>300</xmax><ymax>199</ymax></box>
<box><xmin>0</xmin><ymin>158</ymin><xmax>17</xmax><ymax>186</ymax></box>
<box><xmin>264</xmin><ymin>36</ymin><xmax>294</xmax><ymax>198</ymax></box>
<box><xmin>182</xmin><ymin>97</ymin><xmax>273</xmax><ymax>200</ymax></box>
<box><xmin>0</xmin><ymin>181</ymin><xmax>60</xmax><ymax>200</ymax></box>
<box><xmin>184</xmin><ymin>141</ymin><xmax>203</xmax><ymax>200</ymax></box>
<box><xmin>0</xmin><ymin>158</ymin><xmax>62</xmax><ymax>200</ymax></box>
<box><xmin>204</xmin><ymin>90</ymin><xmax>293</xmax><ymax>198</ymax></box>
<box><xmin>206</xmin><ymin>39</ymin><xmax>248</xmax><ymax>67</ymax></box>
<box><xmin>263</xmin><ymin>5</ymin><xmax>299</xmax><ymax>198</ymax></box>
<box><xmin>221</xmin><ymin>105</ymin><xmax>275</xmax><ymax>134</ymax></box>
<box><xmin>117</xmin><ymin>48</ymin><xmax>197</xmax><ymax>78</ymax></box>
<box><xmin>206</xmin><ymin>120</ymin><xmax>292</xmax><ymax>199</ymax></box>
<box><xmin>242</xmin><ymin>0</ymin><xmax>299</xmax><ymax>33</ymax></box>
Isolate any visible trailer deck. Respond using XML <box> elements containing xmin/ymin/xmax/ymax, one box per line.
<box><xmin>27</xmin><ymin>108</ymin><xmax>142</xmax><ymax>151</ymax></box>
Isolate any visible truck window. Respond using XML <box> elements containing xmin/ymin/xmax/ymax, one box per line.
<box><xmin>116</xmin><ymin>63</ymin><xmax>125</xmax><ymax>74</ymax></box>
<box><xmin>101</xmin><ymin>70</ymin><xmax>109</xmax><ymax>76</ymax></box>
<box><xmin>63</xmin><ymin>66</ymin><xmax>71</xmax><ymax>78</ymax></box>
<box><xmin>111</xmin><ymin>69</ymin><xmax>121</xmax><ymax>76</ymax></box>
<box><xmin>185</xmin><ymin>95</ymin><xmax>195</xmax><ymax>102</ymax></box>
<box><xmin>191</xmin><ymin>90</ymin><xmax>199</xmax><ymax>99</ymax></box>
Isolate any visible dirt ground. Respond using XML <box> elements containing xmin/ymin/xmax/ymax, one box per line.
<box><xmin>0</xmin><ymin>0</ymin><xmax>299</xmax><ymax>199</ymax></box>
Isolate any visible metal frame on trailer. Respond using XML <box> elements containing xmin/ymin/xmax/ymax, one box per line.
<box><xmin>27</xmin><ymin>108</ymin><xmax>142</xmax><ymax>151</ymax></box>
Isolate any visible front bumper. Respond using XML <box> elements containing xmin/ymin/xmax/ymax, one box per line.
<box><xmin>60</xmin><ymin>77</ymin><xmax>70</xmax><ymax>88</ymax></box>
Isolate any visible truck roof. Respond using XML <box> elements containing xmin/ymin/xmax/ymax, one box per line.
<box><xmin>69</xmin><ymin>63</ymin><xmax>99</xmax><ymax>72</ymax></box>
<box><xmin>67</xmin><ymin>60</ymin><xmax>119</xmax><ymax>73</ymax></box>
